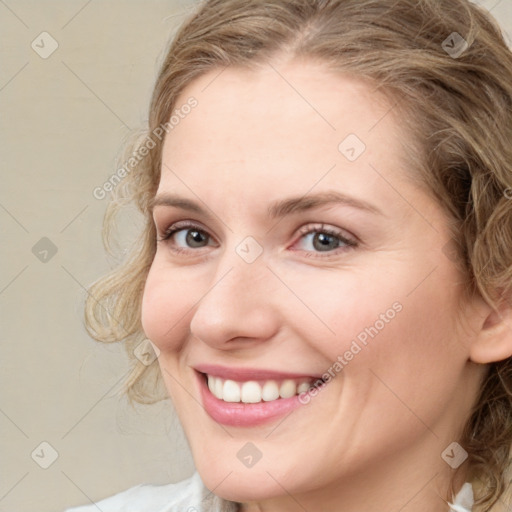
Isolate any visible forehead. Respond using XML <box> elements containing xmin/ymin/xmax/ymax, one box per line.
<box><xmin>158</xmin><ymin>60</ymin><xmax>412</xmax><ymax>213</ymax></box>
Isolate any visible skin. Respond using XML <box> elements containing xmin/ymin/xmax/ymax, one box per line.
<box><xmin>140</xmin><ymin>58</ymin><xmax>501</xmax><ymax>512</ymax></box>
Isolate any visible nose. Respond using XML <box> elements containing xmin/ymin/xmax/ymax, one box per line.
<box><xmin>189</xmin><ymin>256</ymin><xmax>281</xmax><ymax>350</ymax></box>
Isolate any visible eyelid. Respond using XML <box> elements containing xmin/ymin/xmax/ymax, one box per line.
<box><xmin>157</xmin><ymin>220</ymin><xmax>218</xmax><ymax>245</ymax></box>
<box><xmin>293</xmin><ymin>223</ymin><xmax>358</xmax><ymax>245</ymax></box>
<box><xmin>289</xmin><ymin>223</ymin><xmax>358</xmax><ymax>258</ymax></box>
<box><xmin>156</xmin><ymin>219</ymin><xmax>358</xmax><ymax>258</ymax></box>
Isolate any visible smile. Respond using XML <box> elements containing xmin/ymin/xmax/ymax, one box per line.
<box><xmin>194</xmin><ymin>365</ymin><xmax>325</xmax><ymax>427</ymax></box>
<box><xmin>206</xmin><ymin>374</ymin><xmax>313</xmax><ymax>404</ymax></box>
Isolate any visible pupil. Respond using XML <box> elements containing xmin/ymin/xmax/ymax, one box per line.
<box><xmin>313</xmin><ymin>233</ymin><xmax>339</xmax><ymax>251</ymax></box>
<box><xmin>186</xmin><ymin>230</ymin><xmax>207</xmax><ymax>247</ymax></box>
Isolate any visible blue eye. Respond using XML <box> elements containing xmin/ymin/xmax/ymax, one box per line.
<box><xmin>295</xmin><ymin>226</ymin><xmax>356</xmax><ymax>254</ymax></box>
<box><xmin>159</xmin><ymin>223</ymin><xmax>215</xmax><ymax>250</ymax></box>
<box><xmin>157</xmin><ymin>221</ymin><xmax>357</xmax><ymax>257</ymax></box>
<box><xmin>301</xmin><ymin>232</ymin><xmax>342</xmax><ymax>251</ymax></box>
<box><xmin>174</xmin><ymin>228</ymin><xmax>210</xmax><ymax>248</ymax></box>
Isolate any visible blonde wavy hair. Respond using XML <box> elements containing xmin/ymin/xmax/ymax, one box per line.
<box><xmin>85</xmin><ymin>0</ymin><xmax>512</xmax><ymax>509</ymax></box>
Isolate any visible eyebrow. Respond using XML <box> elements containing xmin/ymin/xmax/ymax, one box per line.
<box><xmin>150</xmin><ymin>194</ymin><xmax>207</xmax><ymax>215</ymax></box>
<box><xmin>267</xmin><ymin>191</ymin><xmax>383</xmax><ymax>218</ymax></box>
<box><xmin>150</xmin><ymin>191</ymin><xmax>383</xmax><ymax>218</ymax></box>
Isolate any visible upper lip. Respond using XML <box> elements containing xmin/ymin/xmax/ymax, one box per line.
<box><xmin>194</xmin><ymin>363</ymin><xmax>323</xmax><ymax>382</ymax></box>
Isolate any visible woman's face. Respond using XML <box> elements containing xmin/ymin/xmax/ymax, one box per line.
<box><xmin>141</xmin><ymin>60</ymin><xmax>485</xmax><ymax>509</ymax></box>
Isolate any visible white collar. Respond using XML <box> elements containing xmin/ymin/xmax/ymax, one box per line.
<box><xmin>448</xmin><ymin>483</ymin><xmax>474</xmax><ymax>512</ymax></box>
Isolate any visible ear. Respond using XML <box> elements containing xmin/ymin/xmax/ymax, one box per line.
<box><xmin>469</xmin><ymin>296</ymin><xmax>512</xmax><ymax>364</ymax></box>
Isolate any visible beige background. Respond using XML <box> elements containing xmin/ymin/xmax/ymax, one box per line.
<box><xmin>1</xmin><ymin>1</ymin><xmax>511</xmax><ymax>511</ymax></box>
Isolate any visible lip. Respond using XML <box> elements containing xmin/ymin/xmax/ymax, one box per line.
<box><xmin>194</xmin><ymin>367</ymin><xmax>316</xmax><ymax>427</ymax></box>
<box><xmin>194</xmin><ymin>363</ymin><xmax>323</xmax><ymax>382</ymax></box>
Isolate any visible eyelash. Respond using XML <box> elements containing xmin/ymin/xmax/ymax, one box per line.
<box><xmin>157</xmin><ymin>220</ymin><xmax>358</xmax><ymax>258</ymax></box>
<box><xmin>294</xmin><ymin>224</ymin><xmax>357</xmax><ymax>257</ymax></box>
<box><xmin>157</xmin><ymin>221</ymin><xmax>214</xmax><ymax>255</ymax></box>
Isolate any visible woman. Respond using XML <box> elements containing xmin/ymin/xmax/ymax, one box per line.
<box><xmin>68</xmin><ymin>0</ymin><xmax>512</xmax><ymax>510</ymax></box>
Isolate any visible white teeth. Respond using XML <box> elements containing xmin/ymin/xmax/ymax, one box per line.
<box><xmin>241</xmin><ymin>381</ymin><xmax>261</xmax><ymax>403</ymax></box>
<box><xmin>223</xmin><ymin>379</ymin><xmax>241</xmax><ymax>402</ymax></box>
<box><xmin>214</xmin><ymin>377</ymin><xmax>223</xmax><ymax>400</ymax></box>
<box><xmin>261</xmin><ymin>380</ymin><xmax>279</xmax><ymax>401</ymax></box>
<box><xmin>206</xmin><ymin>375</ymin><xmax>314</xmax><ymax>404</ymax></box>
<box><xmin>279</xmin><ymin>379</ymin><xmax>297</xmax><ymax>399</ymax></box>
<box><xmin>297</xmin><ymin>382</ymin><xmax>311</xmax><ymax>394</ymax></box>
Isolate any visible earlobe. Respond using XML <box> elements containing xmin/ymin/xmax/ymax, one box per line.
<box><xmin>469</xmin><ymin>300</ymin><xmax>512</xmax><ymax>364</ymax></box>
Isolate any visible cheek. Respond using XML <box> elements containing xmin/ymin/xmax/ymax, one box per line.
<box><xmin>280</xmin><ymin>264</ymin><xmax>405</xmax><ymax>363</ymax></box>
<box><xmin>295</xmin><ymin>268</ymin><xmax>468</xmax><ymax>461</ymax></box>
<box><xmin>141</xmin><ymin>259</ymin><xmax>196</xmax><ymax>352</ymax></box>
<box><xmin>297</xmin><ymin>258</ymin><xmax>466</xmax><ymax>402</ymax></box>
<box><xmin>337</xmin><ymin>266</ymin><xmax>468</xmax><ymax>425</ymax></box>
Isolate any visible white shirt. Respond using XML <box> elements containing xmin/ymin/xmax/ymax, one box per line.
<box><xmin>65</xmin><ymin>472</ymin><xmax>474</xmax><ymax>511</ymax></box>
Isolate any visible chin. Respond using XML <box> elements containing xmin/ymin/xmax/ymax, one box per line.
<box><xmin>197</xmin><ymin>463</ymin><xmax>289</xmax><ymax>503</ymax></box>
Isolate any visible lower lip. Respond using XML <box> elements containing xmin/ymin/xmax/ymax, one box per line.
<box><xmin>197</xmin><ymin>372</ymin><xmax>304</xmax><ymax>427</ymax></box>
